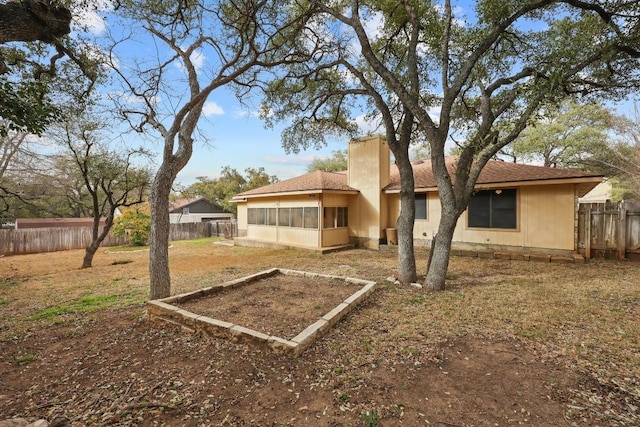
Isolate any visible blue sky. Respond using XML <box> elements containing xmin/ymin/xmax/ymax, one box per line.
<box><xmin>170</xmin><ymin>92</ymin><xmax>353</xmax><ymax>187</ymax></box>
<box><xmin>73</xmin><ymin>3</ymin><xmax>366</xmax><ymax>187</ymax></box>
<box><xmin>73</xmin><ymin>2</ymin><xmax>638</xmax><ymax>188</ymax></box>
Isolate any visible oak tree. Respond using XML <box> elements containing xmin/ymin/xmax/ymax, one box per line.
<box><xmin>307</xmin><ymin>150</ymin><xmax>348</xmax><ymax>173</ymax></box>
<box><xmin>109</xmin><ymin>0</ymin><xmax>316</xmax><ymax>298</ymax></box>
<box><xmin>49</xmin><ymin>115</ymin><xmax>152</xmax><ymax>268</ymax></box>
<box><xmin>265</xmin><ymin>0</ymin><xmax>640</xmax><ymax>290</ymax></box>
<box><xmin>182</xmin><ymin>166</ymin><xmax>278</xmax><ymax>215</ymax></box>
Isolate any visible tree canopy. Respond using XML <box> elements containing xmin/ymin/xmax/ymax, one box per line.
<box><xmin>181</xmin><ymin>167</ymin><xmax>278</xmax><ymax>215</ymax></box>
<box><xmin>259</xmin><ymin>0</ymin><xmax>640</xmax><ymax>289</ymax></box>
<box><xmin>107</xmin><ymin>0</ymin><xmax>318</xmax><ymax>299</ymax></box>
<box><xmin>502</xmin><ymin>101</ymin><xmax>616</xmax><ymax>169</ymax></box>
<box><xmin>307</xmin><ymin>150</ymin><xmax>348</xmax><ymax>173</ymax></box>
<box><xmin>0</xmin><ymin>0</ymin><xmax>100</xmax><ymax>136</ymax></box>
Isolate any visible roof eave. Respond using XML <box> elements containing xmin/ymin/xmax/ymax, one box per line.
<box><xmin>473</xmin><ymin>176</ymin><xmax>604</xmax><ymax>189</ymax></box>
<box><xmin>231</xmin><ymin>189</ymin><xmax>360</xmax><ymax>202</ymax></box>
<box><xmin>383</xmin><ymin>176</ymin><xmax>604</xmax><ymax>193</ymax></box>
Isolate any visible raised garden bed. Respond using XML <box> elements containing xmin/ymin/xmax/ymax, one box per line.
<box><xmin>146</xmin><ymin>268</ymin><xmax>376</xmax><ymax>356</ymax></box>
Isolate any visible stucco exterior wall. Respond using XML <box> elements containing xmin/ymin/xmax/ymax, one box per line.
<box><xmin>322</xmin><ymin>193</ymin><xmax>350</xmax><ymax>207</ymax></box>
<box><xmin>236</xmin><ymin>204</ymin><xmax>247</xmax><ymax>237</ymax></box>
<box><xmin>348</xmin><ymin>136</ymin><xmax>390</xmax><ymax>249</ymax></box>
<box><xmin>321</xmin><ymin>193</ymin><xmax>351</xmax><ymax>246</ymax></box>
<box><xmin>387</xmin><ymin>183</ymin><xmax>578</xmax><ymax>253</ymax></box>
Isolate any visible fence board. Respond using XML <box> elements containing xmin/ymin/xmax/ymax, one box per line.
<box><xmin>578</xmin><ymin>200</ymin><xmax>640</xmax><ymax>260</ymax></box>
<box><xmin>0</xmin><ymin>220</ymin><xmax>237</xmax><ymax>256</ymax></box>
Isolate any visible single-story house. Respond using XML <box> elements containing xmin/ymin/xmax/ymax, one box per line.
<box><xmin>169</xmin><ymin>197</ymin><xmax>235</xmax><ymax>224</ymax></box>
<box><xmin>231</xmin><ymin>135</ymin><xmax>603</xmax><ymax>256</ymax></box>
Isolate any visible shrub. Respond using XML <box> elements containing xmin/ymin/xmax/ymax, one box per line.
<box><xmin>113</xmin><ymin>206</ymin><xmax>151</xmax><ymax>246</ymax></box>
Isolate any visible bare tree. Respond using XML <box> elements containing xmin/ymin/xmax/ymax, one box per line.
<box><xmin>265</xmin><ymin>0</ymin><xmax>640</xmax><ymax>290</ymax></box>
<box><xmin>0</xmin><ymin>121</ymin><xmax>50</xmax><ymax>215</ymax></box>
<box><xmin>55</xmin><ymin>118</ymin><xmax>152</xmax><ymax>268</ymax></box>
<box><xmin>109</xmin><ymin>0</ymin><xmax>314</xmax><ymax>298</ymax></box>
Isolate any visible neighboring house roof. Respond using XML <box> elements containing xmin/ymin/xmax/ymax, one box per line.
<box><xmin>169</xmin><ymin>197</ymin><xmax>230</xmax><ymax>214</ymax></box>
<box><xmin>386</xmin><ymin>157</ymin><xmax>603</xmax><ymax>193</ymax></box>
<box><xmin>579</xmin><ymin>180</ymin><xmax>612</xmax><ymax>203</ymax></box>
<box><xmin>232</xmin><ymin>170</ymin><xmax>358</xmax><ymax>200</ymax></box>
<box><xmin>169</xmin><ymin>198</ymin><xmax>200</xmax><ymax>211</ymax></box>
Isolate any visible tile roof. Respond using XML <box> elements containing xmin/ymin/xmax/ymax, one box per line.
<box><xmin>233</xmin><ymin>170</ymin><xmax>356</xmax><ymax>198</ymax></box>
<box><xmin>386</xmin><ymin>157</ymin><xmax>603</xmax><ymax>190</ymax></box>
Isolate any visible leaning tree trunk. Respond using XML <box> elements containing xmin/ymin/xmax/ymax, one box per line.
<box><xmin>395</xmin><ymin>151</ymin><xmax>417</xmax><ymax>284</ymax></box>
<box><xmin>81</xmin><ymin>215</ymin><xmax>114</xmax><ymax>269</ymax></box>
<box><xmin>423</xmin><ymin>205</ymin><xmax>461</xmax><ymax>291</ymax></box>
<box><xmin>82</xmin><ymin>244</ymin><xmax>100</xmax><ymax>269</ymax></box>
<box><xmin>149</xmin><ymin>165</ymin><xmax>174</xmax><ymax>300</ymax></box>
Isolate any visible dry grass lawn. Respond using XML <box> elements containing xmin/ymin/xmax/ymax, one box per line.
<box><xmin>0</xmin><ymin>238</ymin><xmax>638</xmax><ymax>426</ymax></box>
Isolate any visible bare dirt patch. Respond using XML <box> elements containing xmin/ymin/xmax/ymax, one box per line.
<box><xmin>1</xmin><ymin>239</ymin><xmax>638</xmax><ymax>426</ymax></box>
<box><xmin>175</xmin><ymin>274</ymin><xmax>359</xmax><ymax>339</ymax></box>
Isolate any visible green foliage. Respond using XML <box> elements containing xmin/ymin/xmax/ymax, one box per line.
<box><xmin>113</xmin><ymin>206</ymin><xmax>151</xmax><ymax>246</ymax></box>
<box><xmin>307</xmin><ymin>149</ymin><xmax>348</xmax><ymax>172</ymax></box>
<box><xmin>502</xmin><ymin>100</ymin><xmax>640</xmax><ymax>199</ymax></box>
<box><xmin>257</xmin><ymin>0</ymin><xmax>640</xmax><ymax>290</ymax></box>
<box><xmin>181</xmin><ymin>166</ymin><xmax>278</xmax><ymax>214</ymax></box>
<box><xmin>361</xmin><ymin>409</ymin><xmax>379</xmax><ymax>427</ymax></box>
<box><xmin>30</xmin><ymin>293</ymin><xmax>142</xmax><ymax>320</ymax></box>
<box><xmin>504</xmin><ymin>101</ymin><xmax>616</xmax><ymax>169</ymax></box>
<box><xmin>0</xmin><ymin>0</ymin><xmax>104</xmax><ymax>137</ymax></box>
<box><xmin>13</xmin><ymin>354</ymin><xmax>36</xmax><ymax>366</ymax></box>
<box><xmin>0</xmin><ymin>78</ymin><xmax>60</xmax><ymax>136</ymax></box>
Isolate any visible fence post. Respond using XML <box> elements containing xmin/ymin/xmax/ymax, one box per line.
<box><xmin>585</xmin><ymin>207</ymin><xmax>592</xmax><ymax>259</ymax></box>
<box><xmin>617</xmin><ymin>201</ymin><xmax>627</xmax><ymax>260</ymax></box>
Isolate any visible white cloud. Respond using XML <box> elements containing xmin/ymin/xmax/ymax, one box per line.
<box><xmin>263</xmin><ymin>155</ymin><xmax>317</xmax><ymax>165</ymax></box>
<box><xmin>234</xmin><ymin>108</ymin><xmax>262</xmax><ymax>118</ymax></box>
<box><xmin>362</xmin><ymin>11</ymin><xmax>385</xmax><ymax>40</ymax></box>
<box><xmin>354</xmin><ymin>113</ymin><xmax>383</xmax><ymax>134</ymax></box>
<box><xmin>71</xmin><ymin>1</ymin><xmax>113</xmax><ymax>35</ymax></box>
<box><xmin>174</xmin><ymin>47</ymin><xmax>206</xmax><ymax>74</ymax></box>
<box><xmin>203</xmin><ymin>101</ymin><xmax>224</xmax><ymax>117</ymax></box>
<box><xmin>189</xmin><ymin>49</ymin><xmax>205</xmax><ymax>71</ymax></box>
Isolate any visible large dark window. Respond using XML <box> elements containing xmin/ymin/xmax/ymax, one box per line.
<box><xmin>415</xmin><ymin>194</ymin><xmax>427</xmax><ymax>219</ymax></box>
<box><xmin>468</xmin><ymin>189</ymin><xmax>517</xmax><ymax>229</ymax></box>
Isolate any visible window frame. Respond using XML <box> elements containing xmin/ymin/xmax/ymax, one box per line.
<box><xmin>415</xmin><ymin>193</ymin><xmax>427</xmax><ymax>220</ymax></box>
<box><xmin>248</xmin><ymin>206</ymin><xmax>320</xmax><ymax>229</ymax></box>
<box><xmin>467</xmin><ymin>188</ymin><xmax>518</xmax><ymax>230</ymax></box>
<box><xmin>323</xmin><ymin>206</ymin><xmax>349</xmax><ymax>229</ymax></box>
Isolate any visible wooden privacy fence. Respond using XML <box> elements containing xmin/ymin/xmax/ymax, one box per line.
<box><xmin>168</xmin><ymin>221</ymin><xmax>237</xmax><ymax>241</ymax></box>
<box><xmin>0</xmin><ymin>221</ymin><xmax>237</xmax><ymax>256</ymax></box>
<box><xmin>577</xmin><ymin>200</ymin><xmax>640</xmax><ymax>260</ymax></box>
